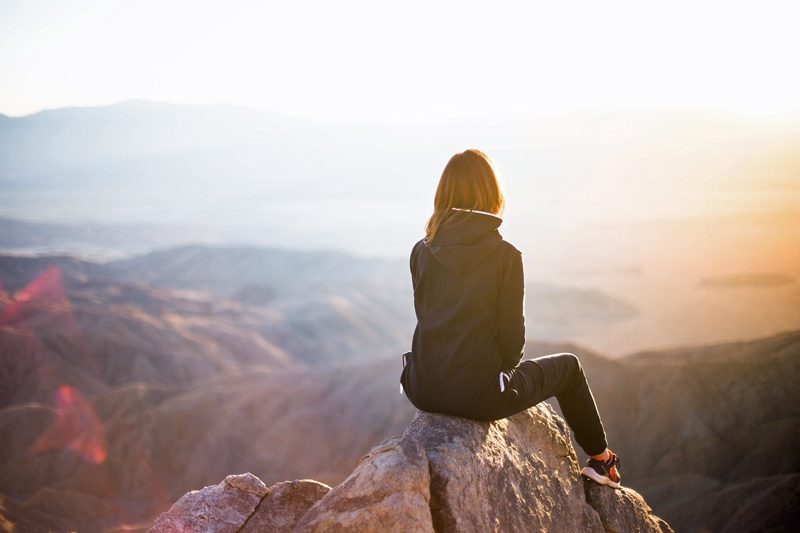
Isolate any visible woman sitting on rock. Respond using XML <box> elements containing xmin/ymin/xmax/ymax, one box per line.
<box><xmin>399</xmin><ymin>149</ymin><xmax>621</xmax><ymax>488</ymax></box>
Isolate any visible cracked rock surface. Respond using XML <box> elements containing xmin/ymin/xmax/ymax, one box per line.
<box><xmin>149</xmin><ymin>405</ymin><xmax>672</xmax><ymax>532</ymax></box>
<box><xmin>240</xmin><ymin>480</ymin><xmax>331</xmax><ymax>533</ymax></box>
<box><xmin>148</xmin><ymin>474</ymin><xmax>268</xmax><ymax>533</ymax></box>
<box><xmin>405</xmin><ymin>405</ymin><xmax>603</xmax><ymax>532</ymax></box>
<box><xmin>293</xmin><ymin>435</ymin><xmax>434</xmax><ymax>532</ymax></box>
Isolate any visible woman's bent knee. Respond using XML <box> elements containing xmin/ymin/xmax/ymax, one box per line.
<box><xmin>557</xmin><ymin>353</ymin><xmax>587</xmax><ymax>392</ymax></box>
<box><xmin>556</xmin><ymin>352</ymin><xmax>583</xmax><ymax>374</ymax></box>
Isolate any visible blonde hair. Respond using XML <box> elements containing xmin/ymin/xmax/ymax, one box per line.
<box><xmin>423</xmin><ymin>149</ymin><xmax>505</xmax><ymax>245</ymax></box>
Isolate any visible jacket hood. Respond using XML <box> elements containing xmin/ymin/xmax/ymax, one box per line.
<box><xmin>429</xmin><ymin>209</ymin><xmax>503</xmax><ymax>277</ymax></box>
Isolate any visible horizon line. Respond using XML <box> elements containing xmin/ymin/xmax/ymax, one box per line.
<box><xmin>4</xmin><ymin>98</ymin><xmax>800</xmax><ymax>125</ymax></box>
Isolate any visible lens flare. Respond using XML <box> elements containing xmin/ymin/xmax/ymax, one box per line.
<box><xmin>30</xmin><ymin>385</ymin><xmax>109</xmax><ymax>464</ymax></box>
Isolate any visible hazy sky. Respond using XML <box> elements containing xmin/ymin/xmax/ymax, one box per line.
<box><xmin>1</xmin><ymin>0</ymin><xmax>799</xmax><ymax>121</ymax></box>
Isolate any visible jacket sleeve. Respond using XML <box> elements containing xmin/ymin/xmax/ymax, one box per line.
<box><xmin>497</xmin><ymin>248</ymin><xmax>526</xmax><ymax>370</ymax></box>
<box><xmin>410</xmin><ymin>242</ymin><xmax>418</xmax><ymax>290</ymax></box>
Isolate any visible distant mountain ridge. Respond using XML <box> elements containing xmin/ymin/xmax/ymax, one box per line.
<box><xmin>0</xmin><ymin>100</ymin><xmax>408</xmax><ymax>199</ymax></box>
<box><xmin>3</xmin><ymin>100</ymin><xmax>798</xmax><ymax>227</ymax></box>
<box><xmin>104</xmin><ymin>244</ymin><xmax>408</xmax><ymax>295</ymax></box>
<box><xmin>0</xmin><ymin>245</ymin><xmax>642</xmax><ymax>360</ymax></box>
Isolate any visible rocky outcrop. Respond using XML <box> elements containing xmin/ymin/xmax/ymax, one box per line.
<box><xmin>147</xmin><ymin>474</ymin><xmax>330</xmax><ymax>533</ymax></box>
<box><xmin>149</xmin><ymin>404</ymin><xmax>672</xmax><ymax>532</ymax></box>
<box><xmin>402</xmin><ymin>407</ymin><xmax>602</xmax><ymax>533</ymax></box>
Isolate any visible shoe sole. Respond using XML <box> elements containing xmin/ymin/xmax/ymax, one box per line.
<box><xmin>581</xmin><ymin>467</ymin><xmax>622</xmax><ymax>489</ymax></box>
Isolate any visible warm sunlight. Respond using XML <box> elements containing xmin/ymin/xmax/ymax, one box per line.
<box><xmin>1</xmin><ymin>0</ymin><xmax>799</xmax><ymax>120</ymax></box>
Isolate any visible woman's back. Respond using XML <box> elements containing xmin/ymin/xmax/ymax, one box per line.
<box><xmin>401</xmin><ymin>208</ymin><xmax>525</xmax><ymax>419</ymax></box>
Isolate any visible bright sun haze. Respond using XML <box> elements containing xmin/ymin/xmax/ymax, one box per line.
<box><xmin>1</xmin><ymin>0</ymin><xmax>799</xmax><ymax>120</ymax></box>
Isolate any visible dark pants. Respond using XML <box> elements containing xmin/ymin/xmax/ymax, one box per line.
<box><xmin>475</xmin><ymin>353</ymin><xmax>609</xmax><ymax>457</ymax></box>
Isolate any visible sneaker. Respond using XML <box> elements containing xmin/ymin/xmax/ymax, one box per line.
<box><xmin>581</xmin><ymin>451</ymin><xmax>622</xmax><ymax>488</ymax></box>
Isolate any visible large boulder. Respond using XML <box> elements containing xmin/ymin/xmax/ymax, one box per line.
<box><xmin>405</xmin><ymin>406</ymin><xmax>602</xmax><ymax>532</ymax></box>
<box><xmin>149</xmin><ymin>404</ymin><xmax>673</xmax><ymax>532</ymax></box>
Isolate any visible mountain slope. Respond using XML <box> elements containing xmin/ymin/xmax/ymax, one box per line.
<box><xmin>528</xmin><ymin>331</ymin><xmax>800</xmax><ymax>533</ymax></box>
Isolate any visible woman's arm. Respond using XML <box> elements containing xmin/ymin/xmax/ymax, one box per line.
<box><xmin>410</xmin><ymin>240</ymin><xmax>421</xmax><ymax>290</ymax></box>
<box><xmin>497</xmin><ymin>247</ymin><xmax>526</xmax><ymax>369</ymax></box>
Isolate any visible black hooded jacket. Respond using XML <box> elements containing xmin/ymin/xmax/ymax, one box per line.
<box><xmin>401</xmin><ymin>209</ymin><xmax>526</xmax><ymax>419</ymax></box>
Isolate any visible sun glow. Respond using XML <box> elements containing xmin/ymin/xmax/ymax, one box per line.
<box><xmin>1</xmin><ymin>0</ymin><xmax>799</xmax><ymax>121</ymax></box>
